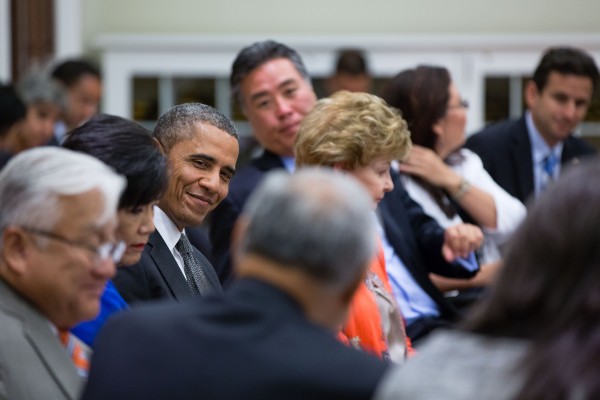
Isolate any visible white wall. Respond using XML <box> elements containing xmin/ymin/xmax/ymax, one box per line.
<box><xmin>82</xmin><ymin>0</ymin><xmax>600</xmax><ymax>52</ymax></box>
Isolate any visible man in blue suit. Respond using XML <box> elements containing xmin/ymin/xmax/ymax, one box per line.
<box><xmin>83</xmin><ymin>169</ymin><xmax>389</xmax><ymax>400</ymax></box>
<box><xmin>466</xmin><ymin>47</ymin><xmax>598</xmax><ymax>205</ymax></box>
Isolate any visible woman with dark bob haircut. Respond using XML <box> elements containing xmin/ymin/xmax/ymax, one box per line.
<box><xmin>64</xmin><ymin>114</ymin><xmax>168</xmax><ymax>347</ymax></box>
<box><xmin>375</xmin><ymin>157</ymin><xmax>600</xmax><ymax>399</ymax></box>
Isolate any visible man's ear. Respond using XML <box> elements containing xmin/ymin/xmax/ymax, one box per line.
<box><xmin>1</xmin><ymin>227</ymin><xmax>31</xmax><ymax>276</ymax></box>
<box><xmin>524</xmin><ymin>80</ymin><xmax>539</xmax><ymax>110</ymax></box>
<box><xmin>152</xmin><ymin>138</ymin><xmax>165</xmax><ymax>155</ymax></box>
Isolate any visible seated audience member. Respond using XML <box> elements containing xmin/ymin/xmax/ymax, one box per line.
<box><xmin>295</xmin><ymin>91</ymin><xmax>413</xmax><ymax>361</ymax></box>
<box><xmin>325</xmin><ymin>49</ymin><xmax>372</xmax><ymax>95</ymax></box>
<box><xmin>113</xmin><ymin>103</ymin><xmax>238</xmax><ymax>303</ymax></box>
<box><xmin>0</xmin><ymin>147</ymin><xmax>125</xmax><ymax>400</ymax></box>
<box><xmin>375</xmin><ymin>157</ymin><xmax>600</xmax><ymax>400</ymax></box>
<box><xmin>82</xmin><ymin>169</ymin><xmax>389</xmax><ymax>400</ymax></box>
<box><xmin>51</xmin><ymin>59</ymin><xmax>102</xmax><ymax>144</ymax></box>
<box><xmin>0</xmin><ymin>83</ymin><xmax>27</xmax><ymax>166</ymax></box>
<box><xmin>209</xmin><ymin>40</ymin><xmax>317</xmax><ymax>286</ymax></box>
<box><xmin>466</xmin><ymin>47</ymin><xmax>598</xmax><ymax>204</ymax></box>
<box><xmin>16</xmin><ymin>66</ymin><xmax>62</xmax><ymax>150</ymax></box>
<box><xmin>63</xmin><ymin>114</ymin><xmax>168</xmax><ymax>347</ymax></box>
<box><xmin>382</xmin><ymin>65</ymin><xmax>526</xmax><ymax>290</ymax></box>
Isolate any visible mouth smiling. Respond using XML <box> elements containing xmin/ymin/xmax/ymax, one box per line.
<box><xmin>187</xmin><ymin>192</ymin><xmax>216</xmax><ymax>207</ymax></box>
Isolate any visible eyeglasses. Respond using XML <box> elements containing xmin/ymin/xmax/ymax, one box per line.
<box><xmin>447</xmin><ymin>99</ymin><xmax>469</xmax><ymax>110</ymax></box>
<box><xmin>21</xmin><ymin>227</ymin><xmax>126</xmax><ymax>264</ymax></box>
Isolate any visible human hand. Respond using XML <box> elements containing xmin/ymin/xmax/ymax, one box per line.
<box><xmin>399</xmin><ymin>145</ymin><xmax>462</xmax><ymax>190</ymax></box>
<box><xmin>441</xmin><ymin>223</ymin><xmax>483</xmax><ymax>261</ymax></box>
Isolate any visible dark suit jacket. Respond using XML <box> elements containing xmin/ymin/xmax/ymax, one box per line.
<box><xmin>83</xmin><ymin>279</ymin><xmax>389</xmax><ymax>400</ymax></box>
<box><xmin>113</xmin><ymin>231</ymin><xmax>222</xmax><ymax>304</ymax></box>
<box><xmin>465</xmin><ymin>116</ymin><xmax>597</xmax><ymax>205</ymax></box>
<box><xmin>379</xmin><ymin>174</ymin><xmax>479</xmax><ymax>323</ymax></box>
<box><xmin>209</xmin><ymin>149</ymin><xmax>285</xmax><ymax>285</ymax></box>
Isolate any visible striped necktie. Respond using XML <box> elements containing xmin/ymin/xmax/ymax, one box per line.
<box><xmin>59</xmin><ymin>330</ymin><xmax>91</xmax><ymax>378</ymax></box>
<box><xmin>541</xmin><ymin>153</ymin><xmax>559</xmax><ymax>191</ymax></box>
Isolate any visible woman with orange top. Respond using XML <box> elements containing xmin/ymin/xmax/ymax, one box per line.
<box><xmin>295</xmin><ymin>90</ymin><xmax>413</xmax><ymax>362</ymax></box>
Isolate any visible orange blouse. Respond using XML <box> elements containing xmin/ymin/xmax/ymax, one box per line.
<box><xmin>341</xmin><ymin>239</ymin><xmax>413</xmax><ymax>362</ymax></box>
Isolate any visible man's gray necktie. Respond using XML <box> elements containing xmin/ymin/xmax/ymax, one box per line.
<box><xmin>176</xmin><ymin>234</ymin><xmax>210</xmax><ymax>295</ymax></box>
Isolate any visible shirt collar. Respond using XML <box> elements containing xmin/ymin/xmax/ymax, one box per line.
<box><xmin>280</xmin><ymin>156</ymin><xmax>296</xmax><ymax>173</ymax></box>
<box><xmin>526</xmin><ymin>111</ymin><xmax>563</xmax><ymax>164</ymax></box>
<box><xmin>153</xmin><ymin>205</ymin><xmax>183</xmax><ymax>251</ymax></box>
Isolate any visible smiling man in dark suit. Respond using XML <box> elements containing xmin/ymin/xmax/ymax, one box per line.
<box><xmin>466</xmin><ymin>47</ymin><xmax>599</xmax><ymax>205</ymax></box>
<box><xmin>113</xmin><ymin>103</ymin><xmax>239</xmax><ymax>303</ymax></box>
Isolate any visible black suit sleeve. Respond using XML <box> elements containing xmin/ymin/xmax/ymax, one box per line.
<box><xmin>388</xmin><ymin>173</ymin><xmax>478</xmax><ymax>279</ymax></box>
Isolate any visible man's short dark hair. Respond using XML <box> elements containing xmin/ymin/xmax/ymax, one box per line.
<box><xmin>0</xmin><ymin>84</ymin><xmax>26</xmax><ymax>137</ymax></box>
<box><xmin>334</xmin><ymin>49</ymin><xmax>369</xmax><ymax>76</ymax></box>
<box><xmin>52</xmin><ymin>59</ymin><xmax>101</xmax><ymax>87</ymax></box>
<box><xmin>532</xmin><ymin>47</ymin><xmax>599</xmax><ymax>92</ymax></box>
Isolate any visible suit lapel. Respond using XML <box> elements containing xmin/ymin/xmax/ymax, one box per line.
<box><xmin>510</xmin><ymin>122</ymin><xmax>534</xmax><ymax>202</ymax></box>
<box><xmin>147</xmin><ymin>232</ymin><xmax>193</xmax><ymax>301</ymax></box>
<box><xmin>561</xmin><ymin>137</ymin><xmax>584</xmax><ymax>167</ymax></box>
<box><xmin>0</xmin><ymin>281</ymin><xmax>81</xmax><ymax>400</ymax></box>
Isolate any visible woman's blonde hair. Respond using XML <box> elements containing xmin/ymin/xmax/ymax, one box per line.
<box><xmin>295</xmin><ymin>91</ymin><xmax>411</xmax><ymax>169</ymax></box>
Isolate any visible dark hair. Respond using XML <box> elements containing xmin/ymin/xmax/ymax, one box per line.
<box><xmin>335</xmin><ymin>49</ymin><xmax>369</xmax><ymax>75</ymax></box>
<box><xmin>63</xmin><ymin>114</ymin><xmax>168</xmax><ymax>209</ymax></box>
<box><xmin>465</xmin><ymin>157</ymin><xmax>600</xmax><ymax>399</ymax></box>
<box><xmin>230</xmin><ymin>40</ymin><xmax>310</xmax><ymax>108</ymax></box>
<box><xmin>0</xmin><ymin>84</ymin><xmax>27</xmax><ymax>137</ymax></box>
<box><xmin>51</xmin><ymin>59</ymin><xmax>101</xmax><ymax>87</ymax></box>
<box><xmin>532</xmin><ymin>47</ymin><xmax>599</xmax><ymax>92</ymax></box>
<box><xmin>382</xmin><ymin>65</ymin><xmax>450</xmax><ymax>151</ymax></box>
<box><xmin>382</xmin><ymin>65</ymin><xmax>457</xmax><ymax>217</ymax></box>
<box><xmin>153</xmin><ymin>102</ymin><xmax>238</xmax><ymax>153</ymax></box>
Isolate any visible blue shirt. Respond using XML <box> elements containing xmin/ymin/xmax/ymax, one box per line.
<box><xmin>376</xmin><ymin>219</ymin><xmax>478</xmax><ymax>325</ymax></box>
<box><xmin>71</xmin><ymin>280</ymin><xmax>128</xmax><ymax>347</ymax></box>
<box><xmin>280</xmin><ymin>156</ymin><xmax>296</xmax><ymax>173</ymax></box>
<box><xmin>526</xmin><ymin>111</ymin><xmax>563</xmax><ymax>197</ymax></box>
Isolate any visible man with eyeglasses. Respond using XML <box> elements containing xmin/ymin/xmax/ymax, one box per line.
<box><xmin>0</xmin><ymin>147</ymin><xmax>125</xmax><ymax>400</ymax></box>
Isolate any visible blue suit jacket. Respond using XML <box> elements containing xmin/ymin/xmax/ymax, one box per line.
<box><xmin>465</xmin><ymin>116</ymin><xmax>597</xmax><ymax>205</ymax></box>
<box><xmin>113</xmin><ymin>231</ymin><xmax>222</xmax><ymax>304</ymax></box>
<box><xmin>209</xmin><ymin>150</ymin><xmax>285</xmax><ymax>285</ymax></box>
<box><xmin>83</xmin><ymin>279</ymin><xmax>388</xmax><ymax>400</ymax></box>
<box><xmin>379</xmin><ymin>174</ymin><xmax>479</xmax><ymax>322</ymax></box>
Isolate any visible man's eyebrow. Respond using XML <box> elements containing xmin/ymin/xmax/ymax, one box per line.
<box><xmin>186</xmin><ymin>153</ymin><xmax>215</xmax><ymax>163</ymax></box>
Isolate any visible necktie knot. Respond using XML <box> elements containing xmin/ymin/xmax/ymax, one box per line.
<box><xmin>543</xmin><ymin>153</ymin><xmax>559</xmax><ymax>178</ymax></box>
<box><xmin>175</xmin><ymin>233</ymin><xmax>193</xmax><ymax>255</ymax></box>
